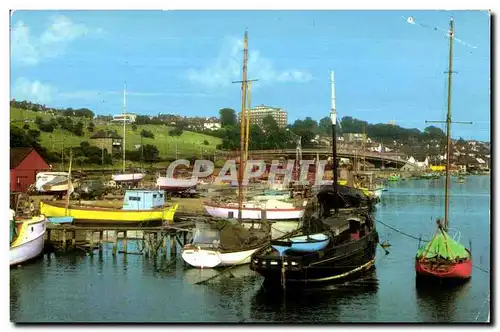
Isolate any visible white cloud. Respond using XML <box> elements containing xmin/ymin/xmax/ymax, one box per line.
<box><xmin>187</xmin><ymin>37</ymin><xmax>313</xmax><ymax>88</ymax></box>
<box><xmin>11</xmin><ymin>15</ymin><xmax>91</xmax><ymax>66</ymax></box>
<box><xmin>12</xmin><ymin>78</ymin><xmax>57</xmax><ymax>104</ymax></box>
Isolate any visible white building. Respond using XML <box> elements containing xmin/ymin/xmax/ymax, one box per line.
<box><xmin>203</xmin><ymin>122</ymin><xmax>221</xmax><ymax>131</ymax></box>
<box><xmin>111</xmin><ymin>113</ymin><xmax>137</xmax><ymax>124</ymax></box>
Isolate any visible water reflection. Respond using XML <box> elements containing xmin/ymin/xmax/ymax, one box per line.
<box><xmin>250</xmin><ymin>268</ymin><xmax>379</xmax><ymax>323</ymax></box>
<box><xmin>415</xmin><ymin>278</ymin><xmax>471</xmax><ymax>322</ymax></box>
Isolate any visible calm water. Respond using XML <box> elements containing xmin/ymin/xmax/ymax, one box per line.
<box><xmin>10</xmin><ymin>176</ymin><xmax>491</xmax><ymax>323</ymax></box>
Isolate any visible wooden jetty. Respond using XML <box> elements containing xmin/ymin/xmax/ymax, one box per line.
<box><xmin>44</xmin><ymin>220</ymin><xmax>195</xmax><ymax>259</ymax></box>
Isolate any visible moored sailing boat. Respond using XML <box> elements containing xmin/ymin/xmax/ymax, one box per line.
<box><xmin>181</xmin><ymin>31</ymin><xmax>271</xmax><ymax>269</ymax></box>
<box><xmin>250</xmin><ymin>71</ymin><xmax>379</xmax><ymax>286</ymax></box>
<box><xmin>111</xmin><ymin>83</ymin><xmax>146</xmax><ymax>185</ymax></box>
<box><xmin>415</xmin><ymin>17</ymin><xmax>472</xmax><ymax>281</ymax></box>
<box><xmin>10</xmin><ymin>205</ymin><xmax>47</xmax><ymax>267</ymax></box>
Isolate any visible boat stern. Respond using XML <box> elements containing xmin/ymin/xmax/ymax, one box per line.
<box><xmin>181</xmin><ymin>247</ymin><xmax>222</xmax><ymax>268</ymax></box>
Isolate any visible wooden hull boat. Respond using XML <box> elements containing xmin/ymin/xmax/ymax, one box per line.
<box><xmin>40</xmin><ymin>201</ymin><xmax>178</xmax><ymax>224</ymax></box>
<box><xmin>251</xmin><ymin>223</ymin><xmax>378</xmax><ymax>285</ymax></box>
<box><xmin>415</xmin><ymin>228</ymin><xmax>472</xmax><ymax>280</ymax></box>
<box><xmin>415</xmin><ymin>251</ymin><xmax>472</xmax><ymax>280</ymax></box>
<box><xmin>10</xmin><ymin>215</ymin><xmax>47</xmax><ymax>266</ymax></box>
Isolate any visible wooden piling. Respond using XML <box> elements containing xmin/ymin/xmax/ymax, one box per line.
<box><xmin>123</xmin><ymin>231</ymin><xmax>128</xmax><ymax>253</ymax></box>
<box><xmin>99</xmin><ymin>231</ymin><xmax>103</xmax><ymax>251</ymax></box>
<box><xmin>89</xmin><ymin>231</ymin><xmax>94</xmax><ymax>254</ymax></box>
<box><xmin>62</xmin><ymin>229</ymin><xmax>67</xmax><ymax>251</ymax></box>
<box><xmin>71</xmin><ymin>230</ymin><xmax>76</xmax><ymax>249</ymax></box>
<box><xmin>112</xmin><ymin>230</ymin><xmax>118</xmax><ymax>256</ymax></box>
<box><xmin>144</xmin><ymin>232</ymin><xmax>150</xmax><ymax>258</ymax></box>
<box><xmin>163</xmin><ymin>233</ymin><xmax>168</xmax><ymax>258</ymax></box>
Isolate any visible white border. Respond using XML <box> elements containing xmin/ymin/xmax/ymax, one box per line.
<box><xmin>3</xmin><ymin>0</ymin><xmax>496</xmax><ymax>330</ymax></box>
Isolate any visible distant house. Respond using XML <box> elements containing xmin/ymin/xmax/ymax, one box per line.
<box><xmin>402</xmin><ymin>156</ymin><xmax>429</xmax><ymax>172</ymax></box>
<box><xmin>10</xmin><ymin>147</ymin><xmax>50</xmax><ymax>193</ymax></box>
<box><xmin>90</xmin><ymin>130</ymin><xmax>123</xmax><ymax>154</ymax></box>
<box><xmin>203</xmin><ymin>122</ymin><xmax>221</xmax><ymax>131</ymax></box>
<box><xmin>343</xmin><ymin>133</ymin><xmax>364</xmax><ymax>143</ymax></box>
<box><xmin>111</xmin><ymin>113</ymin><xmax>137</xmax><ymax>124</ymax></box>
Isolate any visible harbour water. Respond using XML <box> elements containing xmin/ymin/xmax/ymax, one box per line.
<box><xmin>10</xmin><ymin>176</ymin><xmax>490</xmax><ymax>323</ymax></box>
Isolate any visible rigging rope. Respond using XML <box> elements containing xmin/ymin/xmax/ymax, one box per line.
<box><xmin>374</xmin><ymin>218</ymin><xmax>490</xmax><ymax>274</ymax></box>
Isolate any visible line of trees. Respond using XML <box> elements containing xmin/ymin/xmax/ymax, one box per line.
<box><xmin>213</xmin><ymin>108</ymin><xmax>447</xmax><ymax>151</ymax></box>
<box><xmin>11</xmin><ymin>99</ymin><xmax>95</xmax><ymax>118</ymax></box>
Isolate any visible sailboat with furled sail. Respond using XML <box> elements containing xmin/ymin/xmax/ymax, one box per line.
<box><xmin>111</xmin><ymin>83</ymin><xmax>145</xmax><ymax>185</ymax></box>
<box><xmin>415</xmin><ymin>17</ymin><xmax>472</xmax><ymax>281</ymax></box>
<box><xmin>250</xmin><ymin>71</ymin><xmax>379</xmax><ymax>286</ymax></box>
<box><xmin>181</xmin><ymin>31</ymin><xmax>270</xmax><ymax>269</ymax></box>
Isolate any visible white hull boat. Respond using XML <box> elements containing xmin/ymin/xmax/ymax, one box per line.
<box><xmin>181</xmin><ymin>246</ymin><xmax>260</xmax><ymax>268</ymax></box>
<box><xmin>111</xmin><ymin>173</ymin><xmax>145</xmax><ymax>183</ymax></box>
<box><xmin>156</xmin><ymin>177</ymin><xmax>198</xmax><ymax>192</ymax></box>
<box><xmin>204</xmin><ymin>199</ymin><xmax>305</xmax><ymax>220</ymax></box>
<box><xmin>35</xmin><ymin>172</ymin><xmax>69</xmax><ymax>193</ymax></box>
<box><xmin>10</xmin><ymin>213</ymin><xmax>47</xmax><ymax>266</ymax></box>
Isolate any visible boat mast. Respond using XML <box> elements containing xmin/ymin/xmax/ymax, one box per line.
<box><xmin>330</xmin><ymin>71</ymin><xmax>339</xmax><ymax>214</ymax></box>
<box><xmin>122</xmin><ymin>82</ymin><xmax>127</xmax><ymax>174</ymax></box>
<box><xmin>238</xmin><ymin>31</ymin><xmax>249</xmax><ymax>222</ymax></box>
<box><xmin>443</xmin><ymin>18</ymin><xmax>455</xmax><ymax>231</ymax></box>
<box><xmin>65</xmin><ymin>149</ymin><xmax>73</xmax><ymax>216</ymax></box>
<box><xmin>245</xmin><ymin>81</ymin><xmax>252</xmax><ymax>163</ymax></box>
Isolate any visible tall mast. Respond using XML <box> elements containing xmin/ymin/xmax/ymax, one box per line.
<box><xmin>330</xmin><ymin>70</ymin><xmax>339</xmax><ymax>214</ymax></box>
<box><xmin>444</xmin><ymin>17</ymin><xmax>454</xmax><ymax>231</ymax></box>
<box><xmin>245</xmin><ymin>81</ymin><xmax>252</xmax><ymax>162</ymax></box>
<box><xmin>122</xmin><ymin>82</ymin><xmax>127</xmax><ymax>173</ymax></box>
<box><xmin>238</xmin><ymin>31</ymin><xmax>249</xmax><ymax>222</ymax></box>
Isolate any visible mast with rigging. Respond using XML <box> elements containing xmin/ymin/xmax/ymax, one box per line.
<box><xmin>237</xmin><ymin>31</ymin><xmax>249</xmax><ymax>222</ymax></box>
<box><xmin>330</xmin><ymin>71</ymin><xmax>339</xmax><ymax>214</ymax></box>
<box><xmin>122</xmin><ymin>82</ymin><xmax>127</xmax><ymax>174</ymax></box>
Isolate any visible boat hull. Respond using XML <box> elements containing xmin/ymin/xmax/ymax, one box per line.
<box><xmin>204</xmin><ymin>204</ymin><xmax>304</xmax><ymax>220</ymax></box>
<box><xmin>10</xmin><ymin>216</ymin><xmax>46</xmax><ymax>266</ymax></box>
<box><xmin>251</xmin><ymin>230</ymin><xmax>378</xmax><ymax>284</ymax></box>
<box><xmin>40</xmin><ymin>201</ymin><xmax>178</xmax><ymax>224</ymax></box>
<box><xmin>156</xmin><ymin>177</ymin><xmax>198</xmax><ymax>193</ymax></box>
<box><xmin>415</xmin><ymin>252</ymin><xmax>472</xmax><ymax>280</ymax></box>
<box><xmin>181</xmin><ymin>246</ymin><xmax>261</xmax><ymax>268</ymax></box>
<box><xmin>111</xmin><ymin>173</ymin><xmax>145</xmax><ymax>183</ymax></box>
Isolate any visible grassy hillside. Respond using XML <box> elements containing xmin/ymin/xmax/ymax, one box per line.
<box><xmin>10</xmin><ymin>108</ymin><xmax>222</xmax><ymax>162</ymax></box>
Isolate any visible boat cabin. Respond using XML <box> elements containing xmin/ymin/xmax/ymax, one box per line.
<box><xmin>122</xmin><ymin>190</ymin><xmax>166</xmax><ymax>210</ymax></box>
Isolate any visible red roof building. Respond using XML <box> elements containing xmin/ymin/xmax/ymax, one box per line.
<box><xmin>10</xmin><ymin>147</ymin><xmax>50</xmax><ymax>193</ymax></box>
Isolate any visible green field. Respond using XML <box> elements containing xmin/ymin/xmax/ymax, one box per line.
<box><xmin>10</xmin><ymin>108</ymin><xmax>223</xmax><ymax>168</ymax></box>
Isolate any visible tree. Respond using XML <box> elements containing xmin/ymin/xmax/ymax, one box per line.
<box><xmin>73</xmin><ymin>121</ymin><xmax>85</xmax><ymax>136</ymax></box>
<box><xmin>28</xmin><ymin>129</ymin><xmax>41</xmax><ymax>141</ymax></box>
<box><xmin>35</xmin><ymin>116</ymin><xmax>44</xmax><ymax>127</ymax></box>
<box><xmin>131</xmin><ymin>123</ymin><xmax>138</xmax><ymax>131</ymax></box>
<box><xmin>141</xmin><ymin>129</ymin><xmax>155</xmax><ymax>139</ymax></box>
<box><xmin>203</xmin><ymin>140</ymin><xmax>209</xmax><ymax>145</ymax></box>
<box><xmin>219</xmin><ymin>108</ymin><xmax>236</xmax><ymax>127</ymax></box>
<box><xmin>23</xmin><ymin>123</ymin><xmax>30</xmax><ymax>130</ymax></box>
<box><xmin>318</xmin><ymin>116</ymin><xmax>332</xmax><ymax>136</ymax></box>
<box><xmin>87</xmin><ymin>122</ymin><xmax>95</xmax><ymax>133</ymax></box>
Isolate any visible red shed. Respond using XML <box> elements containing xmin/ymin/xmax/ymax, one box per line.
<box><xmin>10</xmin><ymin>147</ymin><xmax>50</xmax><ymax>193</ymax></box>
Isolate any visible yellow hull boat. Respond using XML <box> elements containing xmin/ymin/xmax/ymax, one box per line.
<box><xmin>40</xmin><ymin>201</ymin><xmax>178</xmax><ymax>224</ymax></box>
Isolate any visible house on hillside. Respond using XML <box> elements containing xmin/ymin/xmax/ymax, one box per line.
<box><xmin>203</xmin><ymin>122</ymin><xmax>221</xmax><ymax>131</ymax></box>
<box><xmin>10</xmin><ymin>147</ymin><xmax>50</xmax><ymax>193</ymax></box>
<box><xmin>90</xmin><ymin>130</ymin><xmax>123</xmax><ymax>154</ymax></box>
<box><xmin>401</xmin><ymin>156</ymin><xmax>429</xmax><ymax>172</ymax></box>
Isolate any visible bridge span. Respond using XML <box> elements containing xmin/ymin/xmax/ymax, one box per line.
<box><xmin>220</xmin><ymin>148</ymin><xmax>414</xmax><ymax>168</ymax></box>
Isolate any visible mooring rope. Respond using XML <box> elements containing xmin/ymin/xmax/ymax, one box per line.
<box><xmin>374</xmin><ymin>218</ymin><xmax>490</xmax><ymax>274</ymax></box>
<box><xmin>474</xmin><ymin>292</ymin><xmax>490</xmax><ymax>322</ymax></box>
<box><xmin>374</xmin><ymin>218</ymin><xmax>427</xmax><ymax>242</ymax></box>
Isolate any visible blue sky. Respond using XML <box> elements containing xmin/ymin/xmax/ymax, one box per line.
<box><xmin>10</xmin><ymin>10</ymin><xmax>490</xmax><ymax>141</ymax></box>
